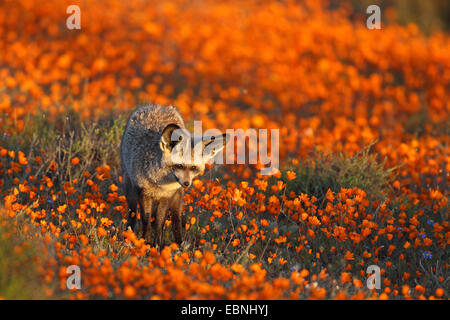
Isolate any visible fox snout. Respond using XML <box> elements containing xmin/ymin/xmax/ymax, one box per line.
<box><xmin>171</xmin><ymin>164</ymin><xmax>200</xmax><ymax>188</ymax></box>
<box><xmin>173</xmin><ymin>175</ymin><xmax>190</xmax><ymax>187</ymax></box>
<box><xmin>182</xmin><ymin>180</ymin><xmax>190</xmax><ymax>187</ymax></box>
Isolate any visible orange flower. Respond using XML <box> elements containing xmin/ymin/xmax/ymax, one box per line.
<box><xmin>286</xmin><ymin>171</ymin><xmax>296</xmax><ymax>181</ymax></box>
<box><xmin>18</xmin><ymin>151</ymin><xmax>28</xmax><ymax>165</ymax></box>
<box><xmin>97</xmin><ymin>227</ymin><xmax>107</xmax><ymax>237</ymax></box>
<box><xmin>123</xmin><ymin>285</ymin><xmax>136</xmax><ymax>299</ymax></box>
<box><xmin>203</xmin><ymin>251</ymin><xmax>216</xmax><ymax>265</ymax></box>
<box><xmin>341</xmin><ymin>272</ymin><xmax>351</xmax><ymax>284</ymax></box>
<box><xmin>325</xmin><ymin>189</ymin><xmax>334</xmax><ymax>202</ymax></box>
<box><xmin>49</xmin><ymin>161</ymin><xmax>58</xmax><ymax>171</ymax></box>
<box><xmin>194</xmin><ymin>250</ymin><xmax>203</xmax><ymax>259</ymax></box>
<box><xmin>344</xmin><ymin>251</ymin><xmax>354</xmax><ymax>260</ymax></box>
<box><xmin>299</xmin><ymin>269</ymin><xmax>309</xmax><ymax>278</ymax></box>
<box><xmin>231</xmin><ymin>264</ymin><xmax>244</xmax><ymax>273</ymax></box>
<box><xmin>71</xmin><ymin>157</ymin><xmax>80</xmax><ymax>165</ymax></box>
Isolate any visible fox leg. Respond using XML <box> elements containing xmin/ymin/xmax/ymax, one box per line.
<box><xmin>124</xmin><ymin>176</ymin><xmax>139</xmax><ymax>232</ymax></box>
<box><xmin>170</xmin><ymin>189</ymin><xmax>184</xmax><ymax>244</ymax></box>
<box><xmin>154</xmin><ymin>199</ymin><xmax>169</xmax><ymax>248</ymax></box>
<box><xmin>140</xmin><ymin>195</ymin><xmax>154</xmax><ymax>243</ymax></box>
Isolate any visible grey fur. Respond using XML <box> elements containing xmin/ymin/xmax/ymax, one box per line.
<box><xmin>121</xmin><ymin>104</ymin><xmax>185</xmax><ymax>193</ymax></box>
<box><xmin>120</xmin><ymin>104</ymin><xmax>227</xmax><ymax>247</ymax></box>
<box><xmin>120</xmin><ymin>104</ymin><xmax>186</xmax><ymax>246</ymax></box>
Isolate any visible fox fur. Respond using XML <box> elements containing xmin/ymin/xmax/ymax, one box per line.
<box><xmin>120</xmin><ymin>104</ymin><xmax>226</xmax><ymax>247</ymax></box>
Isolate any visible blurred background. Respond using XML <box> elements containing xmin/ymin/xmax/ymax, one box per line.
<box><xmin>347</xmin><ymin>0</ymin><xmax>450</xmax><ymax>34</ymax></box>
<box><xmin>0</xmin><ymin>0</ymin><xmax>449</xmax><ymax>300</ymax></box>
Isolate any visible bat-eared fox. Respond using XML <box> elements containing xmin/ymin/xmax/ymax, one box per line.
<box><xmin>120</xmin><ymin>104</ymin><xmax>228</xmax><ymax>247</ymax></box>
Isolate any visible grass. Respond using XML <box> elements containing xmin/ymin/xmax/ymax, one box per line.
<box><xmin>0</xmin><ymin>109</ymin><xmax>446</xmax><ymax>299</ymax></box>
<box><xmin>0</xmin><ymin>214</ymin><xmax>51</xmax><ymax>299</ymax></box>
<box><xmin>1</xmin><ymin>110</ymin><xmax>128</xmax><ymax>190</ymax></box>
<box><xmin>276</xmin><ymin>142</ymin><xmax>397</xmax><ymax>203</ymax></box>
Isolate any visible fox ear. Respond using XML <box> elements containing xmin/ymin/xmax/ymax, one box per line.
<box><xmin>203</xmin><ymin>133</ymin><xmax>229</xmax><ymax>160</ymax></box>
<box><xmin>160</xmin><ymin>124</ymin><xmax>182</xmax><ymax>151</ymax></box>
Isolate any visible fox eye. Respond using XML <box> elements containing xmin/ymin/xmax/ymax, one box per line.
<box><xmin>190</xmin><ymin>166</ymin><xmax>198</xmax><ymax>171</ymax></box>
<box><xmin>174</xmin><ymin>164</ymin><xmax>184</xmax><ymax>170</ymax></box>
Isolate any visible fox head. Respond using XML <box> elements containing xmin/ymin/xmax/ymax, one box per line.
<box><xmin>160</xmin><ymin>124</ymin><xmax>228</xmax><ymax>188</ymax></box>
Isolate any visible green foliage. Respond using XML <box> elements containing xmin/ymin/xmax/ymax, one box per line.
<box><xmin>279</xmin><ymin>142</ymin><xmax>396</xmax><ymax>202</ymax></box>
<box><xmin>0</xmin><ymin>221</ymin><xmax>46</xmax><ymax>299</ymax></box>
<box><xmin>1</xmin><ymin>110</ymin><xmax>129</xmax><ymax>186</ymax></box>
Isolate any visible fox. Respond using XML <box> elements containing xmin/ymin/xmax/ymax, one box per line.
<box><xmin>120</xmin><ymin>104</ymin><xmax>227</xmax><ymax>247</ymax></box>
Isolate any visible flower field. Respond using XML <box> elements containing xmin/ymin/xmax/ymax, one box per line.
<box><xmin>0</xmin><ymin>0</ymin><xmax>448</xmax><ymax>299</ymax></box>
